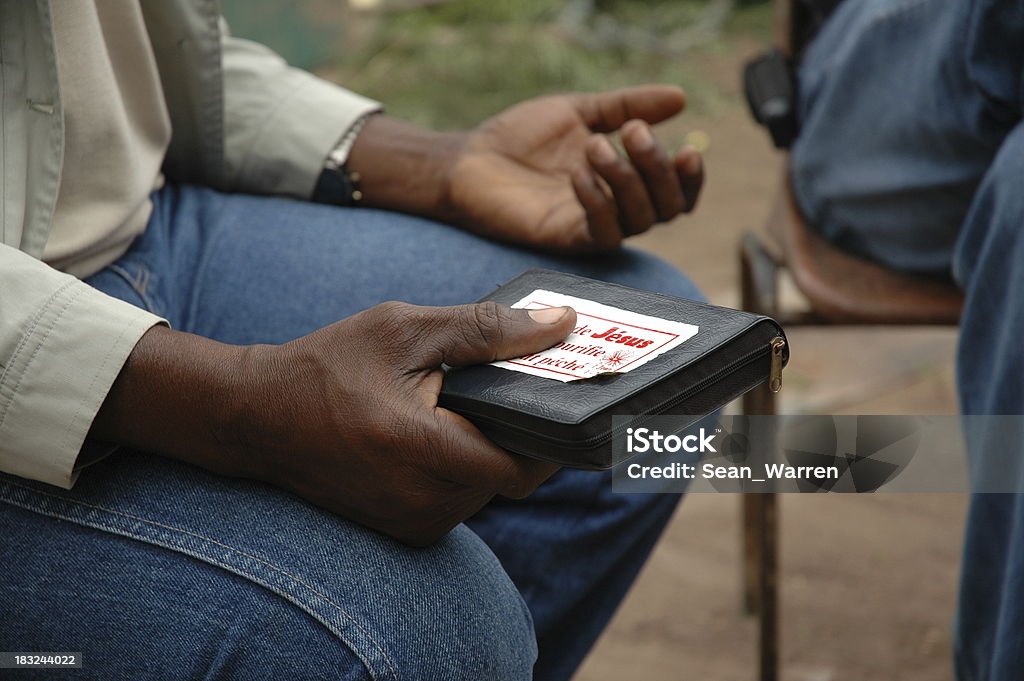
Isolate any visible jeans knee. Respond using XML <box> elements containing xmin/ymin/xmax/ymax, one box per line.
<box><xmin>382</xmin><ymin>525</ymin><xmax>536</xmax><ymax>681</ymax></box>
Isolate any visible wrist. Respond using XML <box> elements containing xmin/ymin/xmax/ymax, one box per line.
<box><xmin>347</xmin><ymin>115</ymin><xmax>467</xmax><ymax>224</ymax></box>
<box><xmin>91</xmin><ymin>325</ymin><xmax>260</xmax><ymax>476</ymax></box>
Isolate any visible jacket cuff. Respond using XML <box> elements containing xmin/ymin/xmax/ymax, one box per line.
<box><xmin>0</xmin><ymin>280</ymin><xmax>165</xmax><ymax>488</ymax></box>
<box><xmin>231</xmin><ymin>70</ymin><xmax>381</xmax><ymax>199</ymax></box>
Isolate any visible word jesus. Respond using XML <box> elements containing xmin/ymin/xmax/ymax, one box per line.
<box><xmin>589</xmin><ymin>325</ymin><xmax>655</xmax><ymax>349</ymax></box>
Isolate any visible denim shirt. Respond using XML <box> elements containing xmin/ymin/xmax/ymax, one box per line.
<box><xmin>0</xmin><ymin>0</ymin><xmax>380</xmax><ymax>488</ymax></box>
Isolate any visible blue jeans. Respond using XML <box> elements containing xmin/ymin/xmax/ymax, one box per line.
<box><xmin>792</xmin><ymin>1</ymin><xmax>1024</xmax><ymax>679</ymax></box>
<box><xmin>0</xmin><ymin>186</ymin><xmax>701</xmax><ymax>680</ymax></box>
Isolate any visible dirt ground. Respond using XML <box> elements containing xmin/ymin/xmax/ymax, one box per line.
<box><xmin>572</xmin><ymin>40</ymin><xmax>966</xmax><ymax>681</ymax></box>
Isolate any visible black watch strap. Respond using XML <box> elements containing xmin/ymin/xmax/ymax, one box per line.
<box><xmin>313</xmin><ymin>163</ymin><xmax>362</xmax><ymax>207</ymax></box>
<box><xmin>312</xmin><ymin>113</ymin><xmax>373</xmax><ymax>206</ymax></box>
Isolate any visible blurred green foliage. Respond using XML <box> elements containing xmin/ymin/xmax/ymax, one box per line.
<box><xmin>328</xmin><ymin>0</ymin><xmax>772</xmax><ymax>130</ymax></box>
<box><xmin>223</xmin><ymin>0</ymin><xmax>339</xmax><ymax>69</ymax></box>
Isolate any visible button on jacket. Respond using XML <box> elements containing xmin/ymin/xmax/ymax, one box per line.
<box><xmin>0</xmin><ymin>0</ymin><xmax>380</xmax><ymax>487</ymax></box>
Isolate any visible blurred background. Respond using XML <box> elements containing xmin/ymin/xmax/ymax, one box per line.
<box><xmin>222</xmin><ymin>2</ymin><xmax>965</xmax><ymax>679</ymax></box>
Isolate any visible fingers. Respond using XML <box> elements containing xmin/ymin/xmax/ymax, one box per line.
<box><xmin>439</xmin><ymin>302</ymin><xmax>577</xmax><ymax>367</ymax></box>
<box><xmin>585</xmin><ymin>134</ymin><xmax>656</xmax><ymax>236</ymax></box>
<box><xmin>377</xmin><ymin>301</ymin><xmax>577</xmax><ymax>369</ymax></box>
<box><xmin>571</xmin><ymin>168</ymin><xmax>622</xmax><ymax>250</ymax></box>
<box><xmin>571</xmin><ymin>85</ymin><xmax>686</xmax><ymax>133</ymax></box>
<box><xmin>622</xmin><ymin>120</ymin><xmax>685</xmax><ymax>221</ymax></box>
<box><xmin>676</xmin><ymin>145</ymin><xmax>704</xmax><ymax>213</ymax></box>
<box><xmin>577</xmin><ymin>122</ymin><xmax>705</xmax><ymax>245</ymax></box>
<box><xmin>492</xmin><ymin>455</ymin><xmax>560</xmax><ymax>500</ymax></box>
<box><xmin>434</xmin><ymin>408</ymin><xmax>561</xmax><ymax>499</ymax></box>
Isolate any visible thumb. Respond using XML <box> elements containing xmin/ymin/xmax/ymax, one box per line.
<box><xmin>429</xmin><ymin>302</ymin><xmax>576</xmax><ymax>368</ymax></box>
<box><xmin>572</xmin><ymin>85</ymin><xmax>686</xmax><ymax>133</ymax></box>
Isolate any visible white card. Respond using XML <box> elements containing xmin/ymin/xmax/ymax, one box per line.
<box><xmin>491</xmin><ymin>289</ymin><xmax>699</xmax><ymax>382</ymax></box>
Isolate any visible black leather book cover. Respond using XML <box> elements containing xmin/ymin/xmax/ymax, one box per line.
<box><xmin>439</xmin><ymin>269</ymin><xmax>787</xmax><ymax>468</ymax></box>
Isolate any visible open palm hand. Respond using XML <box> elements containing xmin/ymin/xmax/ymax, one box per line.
<box><xmin>444</xmin><ymin>86</ymin><xmax>704</xmax><ymax>253</ymax></box>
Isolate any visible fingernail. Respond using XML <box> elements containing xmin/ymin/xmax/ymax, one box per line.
<box><xmin>591</xmin><ymin>136</ymin><xmax>618</xmax><ymax>163</ymax></box>
<box><xmin>529</xmin><ymin>306</ymin><xmax>570</xmax><ymax>324</ymax></box>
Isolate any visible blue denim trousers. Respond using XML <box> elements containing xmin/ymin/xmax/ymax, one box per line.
<box><xmin>0</xmin><ymin>185</ymin><xmax>701</xmax><ymax>681</ymax></box>
<box><xmin>792</xmin><ymin>1</ymin><xmax>1024</xmax><ymax>679</ymax></box>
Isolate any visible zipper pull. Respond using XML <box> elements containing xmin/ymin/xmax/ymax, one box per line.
<box><xmin>769</xmin><ymin>337</ymin><xmax>786</xmax><ymax>393</ymax></box>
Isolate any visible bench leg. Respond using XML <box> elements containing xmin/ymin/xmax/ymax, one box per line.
<box><xmin>741</xmin><ymin>379</ymin><xmax>780</xmax><ymax>681</ymax></box>
<box><xmin>743</xmin><ymin>494</ymin><xmax>762</xmax><ymax>615</ymax></box>
<box><xmin>758</xmin><ymin>491</ymin><xmax>779</xmax><ymax>681</ymax></box>
<box><xmin>740</xmin><ymin>233</ymin><xmax>782</xmax><ymax>681</ymax></box>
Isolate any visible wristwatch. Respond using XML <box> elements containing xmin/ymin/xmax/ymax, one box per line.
<box><xmin>312</xmin><ymin>113</ymin><xmax>374</xmax><ymax>206</ymax></box>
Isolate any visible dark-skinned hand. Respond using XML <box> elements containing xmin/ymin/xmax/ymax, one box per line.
<box><xmin>93</xmin><ymin>302</ymin><xmax>576</xmax><ymax>546</ymax></box>
<box><xmin>349</xmin><ymin>85</ymin><xmax>704</xmax><ymax>253</ymax></box>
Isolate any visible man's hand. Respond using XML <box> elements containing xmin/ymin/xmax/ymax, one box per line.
<box><xmin>91</xmin><ymin>303</ymin><xmax>576</xmax><ymax>546</ymax></box>
<box><xmin>349</xmin><ymin>85</ymin><xmax>703</xmax><ymax>253</ymax></box>
<box><xmin>448</xmin><ymin>86</ymin><xmax>704</xmax><ymax>252</ymax></box>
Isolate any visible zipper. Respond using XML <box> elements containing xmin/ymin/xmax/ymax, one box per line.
<box><xmin>466</xmin><ymin>334</ymin><xmax>788</xmax><ymax>450</ymax></box>
<box><xmin>637</xmin><ymin>335</ymin><xmax>786</xmax><ymax>428</ymax></box>
<box><xmin>769</xmin><ymin>336</ymin><xmax>786</xmax><ymax>393</ymax></box>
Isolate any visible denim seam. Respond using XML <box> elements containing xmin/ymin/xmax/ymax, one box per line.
<box><xmin>182</xmin><ymin>208</ymin><xmax>235</xmax><ymax>334</ymax></box>
<box><xmin>0</xmin><ymin>479</ymin><xmax>399</xmax><ymax>681</ymax></box>
<box><xmin>105</xmin><ymin>263</ymin><xmax>159</xmax><ymax>314</ymax></box>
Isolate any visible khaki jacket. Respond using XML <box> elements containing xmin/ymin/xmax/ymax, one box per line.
<box><xmin>0</xmin><ymin>0</ymin><xmax>379</xmax><ymax>487</ymax></box>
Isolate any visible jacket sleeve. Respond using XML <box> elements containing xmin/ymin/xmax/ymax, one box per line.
<box><xmin>0</xmin><ymin>244</ymin><xmax>165</xmax><ymax>488</ymax></box>
<box><xmin>219</xmin><ymin>20</ymin><xmax>381</xmax><ymax>199</ymax></box>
